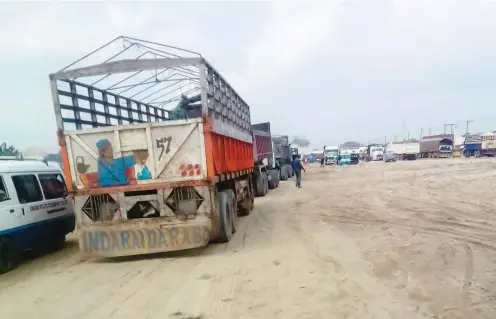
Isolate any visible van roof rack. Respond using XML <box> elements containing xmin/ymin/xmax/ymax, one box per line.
<box><xmin>0</xmin><ymin>155</ymin><xmax>49</xmax><ymax>165</ymax></box>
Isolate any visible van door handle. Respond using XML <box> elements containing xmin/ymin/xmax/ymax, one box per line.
<box><xmin>21</xmin><ymin>208</ymin><xmax>25</xmax><ymax>216</ymax></box>
<box><xmin>10</xmin><ymin>209</ymin><xmax>14</xmax><ymax>213</ymax></box>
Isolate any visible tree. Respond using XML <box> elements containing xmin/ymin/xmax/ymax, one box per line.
<box><xmin>0</xmin><ymin>143</ymin><xmax>20</xmax><ymax>157</ymax></box>
<box><xmin>291</xmin><ymin>137</ymin><xmax>311</xmax><ymax>148</ymax></box>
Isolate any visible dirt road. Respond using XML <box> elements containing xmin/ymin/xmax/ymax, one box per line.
<box><xmin>1</xmin><ymin>159</ymin><xmax>495</xmax><ymax>318</ymax></box>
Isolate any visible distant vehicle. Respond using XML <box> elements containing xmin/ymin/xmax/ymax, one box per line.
<box><xmin>251</xmin><ymin>122</ymin><xmax>280</xmax><ymax>195</ymax></box>
<box><xmin>387</xmin><ymin>142</ymin><xmax>419</xmax><ymax>160</ymax></box>
<box><xmin>338</xmin><ymin>152</ymin><xmax>359</xmax><ymax>166</ymax></box>
<box><xmin>0</xmin><ymin>159</ymin><xmax>75</xmax><ymax>273</ymax></box>
<box><xmin>323</xmin><ymin>145</ymin><xmax>339</xmax><ymax>165</ymax></box>
<box><xmin>272</xmin><ymin>135</ymin><xmax>294</xmax><ymax>178</ymax></box>
<box><xmin>463</xmin><ymin>134</ymin><xmax>482</xmax><ymax>157</ymax></box>
<box><xmin>366</xmin><ymin>144</ymin><xmax>384</xmax><ymax>161</ymax></box>
<box><xmin>481</xmin><ymin>132</ymin><xmax>496</xmax><ymax>157</ymax></box>
<box><xmin>383</xmin><ymin>151</ymin><xmax>396</xmax><ymax>163</ymax></box>
<box><xmin>420</xmin><ymin>134</ymin><xmax>454</xmax><ymax>158</ymax></box>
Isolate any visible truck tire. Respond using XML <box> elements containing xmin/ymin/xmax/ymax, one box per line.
<box><xmin>218</xmin><ymin>191</ymin><xmax>234</xmax><ymax>243</ymax></box>
<box><xmin>257</xmin><ymin>172</ymin><xmax>268</xmax><ymax>197</ymax></box>
<box><xmin>268</xmin><ymin>170</ymin><xmax>279</xmax><ymax>189</ymax></box>
<box><xmin>238</xmin><ymin>186</ymin><xmax>254</xmax><ymax>216</ymax></box>
<box><xmin>288</xmin><ymin>166</ymin><xmax>294</xmax><ymax>177</ymax></box>
<box><xmin>224</xmin><ymin>189</ymin><xmax>237</xmax><ymax>234</ymax></box>
<box><xmin>0</xmin><ymin>236</ymin><xmax>18</xmax><ymax>274</ymax></box>
<box><xmin>280</xmin><ymin>168</ymin><xmax>288</xmax><ymax>181</ymax></box>
<box><xmin>263</xmin><ymin>173</ymin><xmax>269</xmax><ymax>195</ymax></box>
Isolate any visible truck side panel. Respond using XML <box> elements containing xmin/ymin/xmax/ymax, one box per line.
<box><xmin>64</xmin><ymin>119</ymin><xmax>206</xmax><ymax>191</ymax></box>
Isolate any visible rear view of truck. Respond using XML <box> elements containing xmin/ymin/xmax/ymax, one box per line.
<box><xmin>272</xmin><ymin>135</ymin><xmax>293</xmax><ymax>180</ymax></box>
<box><xmin>251</xmin><ymin>122</ymin><xmax>280</xmax><ymax>196</ymax></box>
<box><xmin>48</xmin><ymin>37</ymin><xmax>255</xmax><ymax>257</ymax></box>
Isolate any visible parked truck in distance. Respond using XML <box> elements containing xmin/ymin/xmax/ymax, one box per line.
<box><xmin>323</xmin><ymin>145</ymin><xmax>339</xmax><ymax>165</ymax></box>
<box><xmin>481</xmin><ymin>132</ymin><xmax>496</xmax><ymax>157</ymax></box>
<box><xmin>365</xmin><ymin>144</ymin><xmax>384</xmax><ymax>161</ymax></box>
<box><xmin>252</xmin><ymin>122</ymin><xmax>279</xmax><ymax>196</ymax></box>
<box><xmin>419</xmin><ymin>134</ymin><xmax>454</xmax><ymax>158</ymax></box>
<box><xmin>48</xmin><ymin>37</ymin><xmax>261</xmax><ymax>257</ymax></box>
<box><xmin>273</xmin><ymin>135</ymin><xmax>293</xmax><ymax>180</ymax></box>
<box><xmin>464</xmin><ymin>134</ymin><xmax>482</xmax><ymax>157</ymax></box>
<box><xmin>387</xmin><ymin>142</ymin><xmax>419</xmax><ymax>160</ymax></box>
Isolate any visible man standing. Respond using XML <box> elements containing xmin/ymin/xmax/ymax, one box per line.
<box><xmin>292</xmin><ymin>155</ymin><xmax>306</xmax><ymax>188</ymax></box>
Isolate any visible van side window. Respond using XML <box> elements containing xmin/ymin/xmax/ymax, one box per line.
<box><xmin>12</xmin><ymin>175</ymin><xmax>43</xmax><ymax>204</ymax></box>
<box><xmin>38</xmin><ymin>173</ymin><xmax>68</xmax><ymax>199</ymax></box>
<box><xmin>0</xmin><ymin>175</ymin><xmax>9</xmax><ymax>202</ymax></box>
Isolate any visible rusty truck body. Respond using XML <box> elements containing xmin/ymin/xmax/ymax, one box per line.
<box><xmin>48</xmin><ymin>37</ymin><xmax>257</xmax><ymax>257</ymax></box>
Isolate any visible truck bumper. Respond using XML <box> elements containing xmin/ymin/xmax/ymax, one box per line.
<box><xmin>78</xmin><ymin>216</ymin><xmax>211</xmax><ymax>257</ymax></box>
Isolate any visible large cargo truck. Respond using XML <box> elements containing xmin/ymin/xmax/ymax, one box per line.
<box><xmin>323</xmin><ymin>145</ymin><xmax>339</xmax><ymax>165</ymax></box>
<box><xmin>419</xmin><ymin>134</ymin><xmax>454</xmax><ymax>158</ymax></box>
<box><xmin>463</xmin><ymin>134</ymin><xmax>482</xmax><ymax>157</ymax></box>
<box><xmin>365</xmin><ymin>144</ymin><xmax>384</xmax><ymax>161</ymax></box>
<box><xmin>387</xmin><ymin>142</ymin><xmax>419</xmax><ymax>160</ymax></box>
<box><xmin>251</xmin><ymin>122</ymin><xmax>279</xmax><ymax>196</ymax></box>
<box><xmin>272</xmin><ymin>135</ymin><xmax>293</xmax><ymax>180</ymax></box>
<box><xmin>48</xmin><ymin>37</ymin><xmax>259</xmax><ymax>257</ymax></box>
<box><xmin>481</xmin><ymin>132</ymin><xmax>496</xmax><ymax>157</ymax></box>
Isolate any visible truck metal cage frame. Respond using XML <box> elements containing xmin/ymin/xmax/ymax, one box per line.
<box><xmin>48</xmin><ymin>36</ymin><xmax>252</xmax><ymax>143</ymax></box>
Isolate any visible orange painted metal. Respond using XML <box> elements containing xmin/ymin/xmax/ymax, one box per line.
<box><xmin>203</xmin><ymin>118</ymin><xmax>254</xmax><ymax>179</ymax></box>
<box><xmin>57</xmin><ymin>130</ymin><xmax>73</xmax><ymax>192</ymax></box>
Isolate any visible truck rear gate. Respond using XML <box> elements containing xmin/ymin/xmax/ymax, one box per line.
<box><xmin>49</xmin><ymin>36</ymin><xmax>255</xmax><ymax>257</ymax></box>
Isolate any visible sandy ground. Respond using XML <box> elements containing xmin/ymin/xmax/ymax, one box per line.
<box><xmin>1</xmin><ymin>158</ymin><xmax>495</xmax><ymax>319</ymax></box>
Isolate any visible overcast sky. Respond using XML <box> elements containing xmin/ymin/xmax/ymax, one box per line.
<box><xmin>1</xmin><ymin>1</ymin><xmax>495</xmax><ymax>152</ymax></box>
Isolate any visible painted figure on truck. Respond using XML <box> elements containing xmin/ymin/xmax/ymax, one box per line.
<box><xmin>96</xmin><ymin>139</ymin><xmax>151</xmax><ymax>187</ymax></box>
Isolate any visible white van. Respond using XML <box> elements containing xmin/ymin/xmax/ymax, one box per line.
<box><xmin>0</xmin><ymin>160</ymin><xmax>75</xmax><ymax>273</ymax></box>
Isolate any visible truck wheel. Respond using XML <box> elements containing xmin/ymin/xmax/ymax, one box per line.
<box><xmin>218</xmin><ymin>191</ymin><xmax>234</xmax><ymax>243</ymax></box>
<box><xmin>0</xmin><ymin>237</ymin><xmax>18</xmax><ymax>274</ymax></box>
<box><xmin>224</xmin><ymin>189</ymin><xmax>237</xmax><ymax>234</ymax></box>
<box><xmin>263</xmin><ymin>173</ymin><xmax>269</xmax><ymax>195</ymax></box>
<box><xmin>268</xmin><ymin>171</ymin><xmax>278</xmax><ymax>189</ymax></box>
<box><xmin>238</xmin><ymin>187</ymin><xmax>254</xmax><ymax>216</ymax></box>
<box><xmin>280</xmin><ymin>168</ymin><xmax>288</xmax><ymax>181</ymax></box>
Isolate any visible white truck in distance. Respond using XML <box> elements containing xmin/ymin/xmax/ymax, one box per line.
<box><xmin>323</xmin><ymin>145</ymin><xmax>339</xmax><ymax>165</ymax></box>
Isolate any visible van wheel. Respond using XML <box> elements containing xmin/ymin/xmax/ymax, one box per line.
<box><xmin>0</xmin><ymin>237</ymin><xmax>18</xmax><ymax>274</ymax></box>
<box><xmin>224</xmin><ymin>189</ymin><xmax>237</xmax><ymax>234</ymax></box>
<box><xmin>53</xmin><ymin>235</ymin><xmax>66</xmax><ymax>250</ymax></box>
<box><xmin>218</xmin><ymin>191</ymin><xmax>234</xmax><ymax>243</ymax></box>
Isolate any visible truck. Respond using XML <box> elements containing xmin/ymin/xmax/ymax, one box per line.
<box><xmin>272</xmin><ymin>135</ymin><xmax>293</xmax><ymax>180</ymax></box>
<box><xmin>251</xmin><ymin>122</ymin><xmax>280</xmax><ymax>196</ymax></box>
<box><xmin>387</xmin><ymin>142</ymin><xmax>419</xmax><ymax>160</ymax></box>
<box><xmin>463</xmin><ymin>134</ymin><xmax>482</xmax><ymax>157</ymax></box>
<box><xmin>323</xmin><ymin>145</ymin><xmax>339</xmax><ymax>165</ymax></box>
<box><xmin>48</xmin><ymin>37</ymin><xmax>262</xmax><ymax>257</ymax></box>
<box><xmin>291</xmin><ymin>147</ymin><xmax>299</xmax><ymax>161</ymax></box>
<box><xmin>480</xmin><ymin>132</ymin><xmax>496</xmax><ymax>157</ymax></box>
<box><xmin>419</xmin><ymin>134</ymin><xmax>454</xmax><ymax>158</ymax></box>
<box><xmin>365</xmin><ymin>144</ymin><xmax>384</xmax><ymax>161</ymax></box>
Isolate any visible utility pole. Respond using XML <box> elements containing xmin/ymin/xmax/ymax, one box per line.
<box><xmin>384</xmin><ymin>136</ymin><xmax>387</xmax><ymax>145</ymax></box>
<box><xmin>445</xmin><ymin>123</ymin><xmax>456</xmax><ymax>135</ymax></box>
<box><xmin>394</xmin><ymin>135</ymin><xmax>397</xmax><ymax>142</ymax></box>
<box><xmin>407</xmin><ymin>131</ymin><xmax>410</xmax><ymax>141</ymax></box>
<box><xmin>465</xmin><ymin>120</ymin><xmax>473</xmax><ymax>135</ymax></box>
<box><xmin>420</xmin><ymin>128</ymin><xmax>423</xmax><ymax>140</ymax></box>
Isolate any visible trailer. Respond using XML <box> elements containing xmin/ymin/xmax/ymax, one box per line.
<box><xmin>251</xmin><ymin>122</ymin><xmax>279</xmax><ymax>196</ymax></box>
<box><xmin>48</xmin><ymin>37</ymin><xmax>259</xmax><ymax>257</ymax></box>
<box><xmin>272</xmin><ymin>135</ymin><xmax>293</xmax><ymax>180</ymax></box>
<box><xmin>481</xmin><ymin>132</ymin><xmax>496</xmax><ymax>157</ymax></box>
<box><xmin>387</xmin><ymin>142</ymin><xmax>419</xmax><ymax>160</ymax></box>
<box><xmin>419</xmin><ymin>134</ymin><xmax>454</xmax><ymax>158</ymax></box>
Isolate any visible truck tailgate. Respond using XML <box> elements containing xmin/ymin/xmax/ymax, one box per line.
<box><xmin>64</xmin><ymin>118</ymin><xmax>206</xmax><ymax>190</ymax></box>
